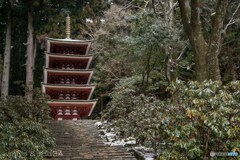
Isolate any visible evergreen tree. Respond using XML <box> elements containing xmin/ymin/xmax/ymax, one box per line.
<box><xmin>25</xmin><ymin>0</ymin><xmax>34</xmax><ymax>100</ymax></box>
<box><xmin>1</xmin><ymin>0</ymin><xmax>14</xmax><ymax>97</ymax></box>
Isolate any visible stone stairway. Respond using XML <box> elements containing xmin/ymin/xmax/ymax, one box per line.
<box><xmin>46</xmin><ymin>120</ymin><xmax>136</xmax><ymax>160</ymax></box>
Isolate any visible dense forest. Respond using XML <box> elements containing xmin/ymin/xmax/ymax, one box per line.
<box><xmin>0</xmin><ymin>0</ymin><xmax>239</xmax><ymax>159</ymax></box>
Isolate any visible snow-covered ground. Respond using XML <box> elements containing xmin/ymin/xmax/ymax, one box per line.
<box><xmin>95</xmin><ymin>121</ymin><xmax>156</xmax><ymax>160</ymax></box>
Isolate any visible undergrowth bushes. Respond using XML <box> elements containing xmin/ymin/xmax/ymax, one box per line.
<box><xmin>105</xmin><ymin>80</ymin><xmax>240</xmax><ymax>159</ymax></box>
<box><xmin>0</xmin><ymin>90</ymin><xmax>55</xmax><ymax>159</ymax></box>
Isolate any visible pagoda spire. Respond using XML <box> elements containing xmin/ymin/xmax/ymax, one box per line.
<box><xmin>66</xmin><ymin>14</ymin><xmax>71</xmax><ymax>39</ymax></box>
<box><xmin>61</xmin><ymin>9</ymin><xmax>71</xmax><ymax>39</ymax></box>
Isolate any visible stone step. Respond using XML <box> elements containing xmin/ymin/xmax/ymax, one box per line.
<box><xmin>45</xmin><ymin>120</ymin><xmax>136</xmax><ymax>160</ymax></box>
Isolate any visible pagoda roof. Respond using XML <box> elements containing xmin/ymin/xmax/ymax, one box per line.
<box><xmin>46</xmin><ymin>38</ymin><xmax>92</xmax><ymax>55</ymax></box>
<box><xmin>42</xmin><ymin>83</ymin><xmax>96</xmax><ymax>100</ymax></box>
<box><xmin>48</xmin><ymin>99</ymin><xmax>97</xmax><ymax>103</ymax></box>
<box><xmin>47</xmin><ymin>37</ymin><xmax>93</xmax><ymax>43</ymax></box>
<box><xmin>43</xmin><ymin>68</ymin><xmax>94</xmax><ymax>84</ymax></box>
<box><xmin>43</xmin><ymin>67</ymin><xmax>93</xmax><ymax>73</ymax></box>
<box><xmin>45</xmin><ymin>52</ymin><xmax>94</xmax><ymax>58</ymax></box>
<box><xmin>41</xmin><ymin>83</ymin><xmax>96</xmax><ymax>88</ymax></box>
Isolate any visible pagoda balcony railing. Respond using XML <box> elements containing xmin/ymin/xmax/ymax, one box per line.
<box><xmin>52</xmin><ymin>108</ymin><xmax>81</xmax><ymax>120</ymax></box>
<box><xmin>47</xmin><ymin>76</ymin><xmax>88</xmax><ymax>84</ymax></box>
<box><xmin>49</xmin><ymin>62</ymin><xmax>86</xmax><ymax>69</ymax></box>
<box><xmin>50</xmin><ymin>46</ymin><xmax>87</xmax><ymax>55</ymax></box>
<box><xmin>47</xmin><ymin>91</ymin><xmax>89</xmax><ymax>100</ymax></box>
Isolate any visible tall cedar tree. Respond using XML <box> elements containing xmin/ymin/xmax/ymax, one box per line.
<box><xmin>1</xmin><ymin>0</ymin><xmax>13</xmax><ymax>97</ymax></box>
<box><xmin>25</xmin><ymin>2</ymin><xmax>34</xmax><ymax>100</ymax></box>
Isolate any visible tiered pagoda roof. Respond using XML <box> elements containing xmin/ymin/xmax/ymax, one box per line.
<box><xmin>42</xmin><ymin>38</ymin><xmax>97</xmax><ymax>120</ymax></box>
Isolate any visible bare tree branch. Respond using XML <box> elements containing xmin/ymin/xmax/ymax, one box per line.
<box><xmin>223</xmin><ymin>2</ymin><xmax>240</xmax><ymax>33</ymax></box>
<box><xmin>210</xmin><ymin>0</ymin><xmax>228</xmax><ymax>38</ymax></box>
<box><xmin>177</xmin><ymin>45</ymin><xmax>187</xmax><ymax>60</ymax></box>
<box><xmin>167</xmin><ymin>2</ymin><xmax>178</xmax><ymax>16</ymax></box>
<box><xmin>120</xmin><ymin>0</ymin><xmax>148</xmax><ymax>14</ymax></box>
<box><xmin>102</xmin><ymin>66</ymin><xmax>120</xmax><ymax>79</ymax></box>
<box><xmin>143</xmin><ymin>0</ymin><xmax>150</xmax><ymax>11</ymax></box>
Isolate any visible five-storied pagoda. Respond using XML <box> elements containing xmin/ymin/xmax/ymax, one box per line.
<box><xmin>41</xmin><ymin>13</ymin><xmax>96</xmax><ymax>120</ymax></box>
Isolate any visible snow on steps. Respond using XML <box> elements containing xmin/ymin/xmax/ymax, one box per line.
<box><xmin>45</xmin><ymin>120</ymin><xmax>136</xmax><ymax>160</ymax></box>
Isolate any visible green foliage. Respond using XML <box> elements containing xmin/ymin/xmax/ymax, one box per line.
<box><xmin>104</xmin><ymin>75</ymin><xmax>168</xmax><ymax>151</ymax></box>
<box><xmin>158</xmin><ymin>80</ymin><xmax>240</xmax><ymax>159</ymax></box>
<box><xmin>220</xmin><ymin>23</ymin><xmax>240</xmax><ymax>82</ymax></box>
<box><xmin>94</xmin><ymin>10</ymin><xmax>183</xmax><ymax>96</ymax></box>
<box><xmin>106</xmin><ymin>80</ymin><xmax>240</xmax><ymax>159</ymax></box>
<box><xmin>0</xmin><ymin>90</ymin><xmax>55</xmax><ymax>159</ymax></box>
<box><xmin>0</xmin><ymin>120</ymin><xmax>54</xmax><ymax>160</ymax></box>
<box><xmin>129</xmin><ymin>12</ymin><xmax>183</xmax><ymax>52</ymax></box>
<box><xmin>104</xmin><ymin>76</ymin><xmax>140</xmax><ymax>120</ymax></box>
<box><xmin>1</xmin><ymin>0</ymin><xmax>111</xmax><ymax>95</ymax></box>
<box><xmin>124</xmin><ymin>12</ymin><xmax>185</xmax><ymax>92</ymax></box>
<box><xmin>94</xmin><ymin>47</ymin><xmax>134</xmax><ymax>96</ymax></box>
<box><xmin>95</xmin><ymin>2</ymin><xmax>239</xmax><ymax>159</ymax></box>
<box><xmin>36</xmin><ymin>0</ymin><xmax>110</xmax><ymax>39</ymax></box>
<box><xmin>0</xmin><ymin>89</ymin><xmax>51</xmax><ymax>122</ymax></box>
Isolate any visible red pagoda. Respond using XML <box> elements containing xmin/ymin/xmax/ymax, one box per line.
<box><xmin>42</xmin><ymin>38</ymin><xmax>97</xmax><ymax>120</ymax></box>
<box><xmin>41</xmin><ymin>14</ymin><xmax>96</xmax><ymax>120</ymax></box>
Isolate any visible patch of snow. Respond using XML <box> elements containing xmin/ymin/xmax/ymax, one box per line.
<box><xmin>133</xmin><ymin>146</ymin><xmax>156</xmax><ymax>160</ymax></box>
<box><xmin>211</xmin><ymin>12</ymin><xmax>216</xmax><ymax>16</ymax></box>
<box><xmin>95</xmin><ymin>121</ymin><xmax>103</xmax><ymax>127</ymax></box>
<box><xmin>105</xmin><ymin>132</ymin><xmax>116</xmax><ymax>138</ymax></box>
<box><xmin>96</xmin><ymin>121</ymin><xmax>156</xmax><ymax>159</ymax></box>
<box><xmin>103</xmin><ymin>120</ymin><xmax>108</xmax><ymax>124</ymax></box>
<box><xmin>86</xmin><ymin>18</ymin><xmax>93</xmax><ymax>23</ymax></box>
<box><xmin>110</xmin><ymin>140</ymin><xmax>125</xmax><ymax>146</ymax></box>
<box><xmin>145</xmin><ymin>156</ymin><xmax>154</xmax><ymax>160</ymax></box>
<box><xmin>100</xmin><ymin>19</ymin><xmax>106</xmax><ymax>23</ymax></box>
<box><xmin>125</xmin><ymin>140</ymin><xmax>136</xmax><ymax>145</ymax></box>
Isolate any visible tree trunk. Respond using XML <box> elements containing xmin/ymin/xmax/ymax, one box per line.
<box><xmin>0</xmin><ymin>73</ymin><xmax>2</xmax><ymax>93</ymax></box>
<box><xmin>25</xmin><ymin>8</ymin><xmax>34</xmax><ymax>101</ymax></box>
<box><xmin>163</xmin><ymin>0</ymin><xmax>179</xmax><ymax>83</ymax></box>
<box><xmin>178</xmin><ymin>0</ymin><xmax>227</xmax><ymax>82</ymax></box>
<box><xmin>206</xmin><ymin>0</ymin><xmax>228</xmax><ymax>81</ymax></box>
<box><xmin>178</xmin><ymin>0</ymin><xmax>208</xmax><ymax>81</ymax></box>
<box><xmin>1</xmin><ymin>10</ymin><xmax>12</xmax><ymax>97</ymax></box>
<box><xmin>161</xmin><ymin>0</ymin><xmax>179</xmax><ymax>106</ymax></box>
<box><xmin>192</xmin><ymin>35</ymin><xmax>208</xmax><ymax>82</ymax></box>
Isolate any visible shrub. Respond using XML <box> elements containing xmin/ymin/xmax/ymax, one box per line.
<box><xmin>158</xmin><ymin>80</ymin><xmax>240</xmax><ymax>159</ymax></box>
<box><xmin>0</xmin><ymin>90</ymin><xmax>55</xmax><ymax>159</ymax></box>
<box><xmin>106</xmin><ymin>80</ymin><xmax>240</xmax><ymax>159</ymax></box>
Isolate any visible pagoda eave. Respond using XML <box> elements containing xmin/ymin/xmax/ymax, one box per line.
<box><xmin>43</xmin><ymin>68</ymin><xmax>94</xmax><ymax>72</ymax></box>
<box><xmin>45</xmin><ymin>53</ymin><xmax>93</xmax><ymax>69</ymax></box>
<box><xmin>47</xmin><ymin>37</ymin><xmax>93</xmax><ymax>43</ymax></box>
<box><xmin>45</xmin><ymin>52</ymin><xmax>94</xmax><ymax>57</ymax></box>
<box><xmin>43</xmin><ymin>68</ymin><xmax>94</xmax><ymax>84</ymax></box>
<box><xmin>41</xmin><ymin>83</ymin><xmax>96</xmax><ymax>88</ymax></box>
<box><xmin>42</xmin><ymin>83</ymin><xmax>95</xmax><ymax>100</ymax></box>
<box><xmin>48</xmin><ymin>100</ymin><xmax>97</xmax><ymax>117</ymax></box>
<box><xmin>47</xmin><ymin>38</ymin><xmax>92</xmax><ymax>55</ymax></box>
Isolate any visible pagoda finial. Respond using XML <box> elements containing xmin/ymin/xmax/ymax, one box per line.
<box><xmin>61</xmin><ymin>9</ymin><xmax>71</xmax><ymax>39</ymax></box>
<box><xmin>66</xmin><ymin>15</ymin><xmax>71</xmax><ymax>39</ymax></box>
